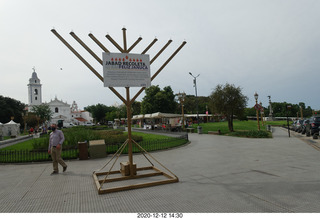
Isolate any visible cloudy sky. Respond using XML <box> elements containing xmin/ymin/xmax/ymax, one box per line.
<box><xmin>1</xmin><ymin>0</ymin><xmax>320</xmax><ymax>111</ymax></box>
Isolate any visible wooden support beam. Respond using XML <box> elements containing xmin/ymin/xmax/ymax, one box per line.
<box><xmin>98</xmin><ymin>178</ymin><xmax>178</xmax><ymax>194</ymax></box>
<box><xmin>70</xmin><ymin>31</ymin><xmax>103</xmax><ymax>65</ymax></box>
<box><xmin>93</xmin><ymin>172</ymin><xmax>102</xmax><ymax>191</ymax></box>
<box><xmin>95</xmin><ymin>170</ymin><xmax>122</xmax><ymax>176</ymax></box>
<box><xmin>93</xmin><ymin>165</ymin><xmax>178</xmax><ymax>194</ymax></box>
<box><xmin>142</xmin><ymin>38</ymin><xmax>158</xmax><ymax>54</ymax></box>
<box><xmin>122</xmin><ymin>28</ymin><xmax>127</xmax><ymax>52</ymax></box>
<box><xmin>95</xmin><ymin>166</ymin><xmax>154</xmax><ymax>176</ymax></box>
<box><xmin>109</xmin><ymin>87</ymin><xmax>127</xmax><ymax>105</ymax></box>
<box><xmin>151</xmin><ymin>41</ymin><xmax>187</xmax><ymax>81</ymax></box>
<box><xmin>150</xmin><ymin>39</ymin><xmax>172</xmax><ymax>64</ymax></box>
<box><xmin>106</xmin><ymin>34</ymin><xmax>124</xmax><ymax>53</ymax></box>
<box><xmin>127</xmin><ymin>37</ymin><xmax>143</xmax><ymax>53</ymax></box>
<box><xmin>88</xmin><ymin>33</ymin><xmax>110</xmax><ymax>53</ymax></box>
<box><xmin>98</xmin><ymin>172</ymin><xmax>163</xmax><ymax>183</ymax></box>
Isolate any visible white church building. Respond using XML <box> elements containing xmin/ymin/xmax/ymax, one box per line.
<box><xmin>27</xmin><ymin>69</ymin><xmax>93</xmax><ymax>126</ymax></box>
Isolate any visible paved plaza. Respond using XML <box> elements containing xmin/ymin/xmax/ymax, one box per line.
<box><xmin>1</xmin><ymin>127</ymin><xmax>320</xmax><ymax>213</ymax></box>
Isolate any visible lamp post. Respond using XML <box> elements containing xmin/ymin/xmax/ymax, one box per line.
<box><xmin>177</xmin><ymin>92</ymin><xmax>186</xmax><ymax>131</ymax></box>
<box><xmin>189</xmin><ymin>72</ymin><xmax>200</xmax><ymax>126</ymax></box>
<box><xmin>286</xmin><ymin>104</ymin><xmax>291</xmax><ymax>137</ymax></box>
<box><xmin>254</xmin><ymin>92</ymin><xmax>260</xmax><ymax>131</ymax></box>
<box><xmin>268</xmin><ymin>95</ymin><xmax>274</xmax><ymax>121</ymax></box>
<box><xmin>260</xmin><ymin>102</ymin><xmax>264</xmax><ymax>126</ymax></box>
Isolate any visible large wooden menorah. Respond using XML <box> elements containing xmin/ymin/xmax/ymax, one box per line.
<box><xmin>51</xmin><ymin>28</ymin><xmax>186</xmax><ymax>194</ymax></box>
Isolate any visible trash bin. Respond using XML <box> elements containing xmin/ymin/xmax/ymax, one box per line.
<box><xmin>78</xmin><ymin>141</ymin><xmax>88</xmax><ymax>160</ymax></box>
<box><xmin>197</xmin><ymin>126</ymin><xmax>202</xmax><ymax>134</ymax></box>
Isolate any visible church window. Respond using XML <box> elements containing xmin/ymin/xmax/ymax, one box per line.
<box><xmin>34</xmin><ymin>89</ymin><xmax>38</xmax><ymax>95</ymax></box>
<box><xmin>35</xmin><ymin>80</ymin><xmax>37</xmax><ymax>83</ymax></box>
<box><xmin>35</xmin><ymin>97</ymin><xmax>37</xmax><ymax>100</ymax></box>
<box><xmin>55</xmin><ymin>107</ymin><xmax>59</xmax><ymax>113</ymax></box>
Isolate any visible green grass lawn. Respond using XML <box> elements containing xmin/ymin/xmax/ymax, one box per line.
<box><xmin>187</xmin><ymin>120</ymin><xmax>289</xmax><ymax>138</ymax></box>
<box><xmin>0</xmin><ymin>138</ymin><xmax>38</xmax><ymax>151</ymax></box>
<box><xmin>188</xmin><ymin>120</ymin><xmax>263</xmax><ymax>134</ymax></box>
<box><xmin>130</xmin><ymin>132</ymin><xmax>173</xmax><ymax>140</ymax></box>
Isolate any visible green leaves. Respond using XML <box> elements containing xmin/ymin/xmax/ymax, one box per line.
<box><xmin>31</xmin><ymin>104</ymin><xmax>53</xmax><ymax>122</ymax></box>
<box><xmin>210</xmin><ymin>83</ymin><xmax>248</xmax><ymax>131</ymax></box>
<box><xmin>141</xmin><ymin>85</ymin><xmax>178</xmax><ymax>114</ymax></box>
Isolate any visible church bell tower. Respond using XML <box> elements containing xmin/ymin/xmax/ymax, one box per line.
<box><xmin>27</xmin><ymin>67</ymin><xmax>42</xmax><ymax>110</ymax></box>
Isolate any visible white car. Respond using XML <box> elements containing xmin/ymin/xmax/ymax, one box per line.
<box><xmin>84</xmin><ymin>122</ymin><xmax>94</xmax><ymax>126</ymax></box>
<box><xmin>63</xmin><ymin>123</ymin><xmax>77</xmax><ymax>128</ymax></box>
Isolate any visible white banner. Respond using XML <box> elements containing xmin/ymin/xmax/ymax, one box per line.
<box><xmin>103</xmin><ymin>52</ymin><xmax>151</xmax><ymax>87</ymax></box>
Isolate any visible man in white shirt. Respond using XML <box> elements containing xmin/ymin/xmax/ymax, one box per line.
<box><xmin>48</xmin><ymin>124</ymin><xmax>67</xmax><ymax>174</ymax></box>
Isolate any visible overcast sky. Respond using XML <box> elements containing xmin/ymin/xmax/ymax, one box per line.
<box><xmin>1</xmin><ymin>0</ymin><xmax>320</xmax><ymax>111</ymax></box>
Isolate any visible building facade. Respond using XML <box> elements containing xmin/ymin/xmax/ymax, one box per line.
<box><xmin>27</xmin><ymin>69</ymin><xmax>93</xmax><ymax>126</ymax></box>
<box><xmin>27</xmin><ymin>69</ymin><xmax>42</xmax><ymax>111</ymax></box>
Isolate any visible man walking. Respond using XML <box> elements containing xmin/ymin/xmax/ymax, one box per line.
<box><xmin>48</xmin><ymin>123</ymin><xmax>67</xmax><ymax>174</ymax></box>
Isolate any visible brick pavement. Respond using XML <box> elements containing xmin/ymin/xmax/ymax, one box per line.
<box><xmin>1</xmin><ymin>127</ymin><xmax>320</xmax><ymax>213</ymax></box>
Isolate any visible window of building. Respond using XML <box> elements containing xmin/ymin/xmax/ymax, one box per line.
<box><xmin>34</xmin><ymin>89</ymin><xmax>38</xmax><ymax>95</ymax></box>
<box><xmin>35</xmin><ymin>97</ymin><xmax>37</xmax><ymax>100</ymax></box>
<box><xmin>55</xmin><ymin>107</ymin><xmax>59</xmax><ymax>113</ymax></box>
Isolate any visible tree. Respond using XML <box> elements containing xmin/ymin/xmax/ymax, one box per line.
<box><xmin>0</xmin><ymin>95</ymin><xmax>26</xmax><ymax>124</ymax></box>
<box><xmin>141</xmin><ymin>85</ymin><xmax>160</xmax><ymax>114</ymax></box>
<box><xmin>132</xmin><ymin>101</ymin><xmax>141</xmax><ymax>115</ymax></box>
<box><xmin>24</xmin><ymin>113</ymin><xmax>39</xmax><ymax>129</ymax></box>
<box><xmin>85</xmin><ymin>104</ymin><xmax>114</xmax><ymax>124</ymax></box>
<box><xmin>141</xmin><ymin>85</ymin><xmax>177</xmax><ymax>114</ymax></box>
<box><xmin>270</xmin><ymin>102</ymin><xmax>312</xmax><ymax>118</ymax></box>
<box><xmin>209</xmin><ymin>83</ymin><xmax>248</xmax><ymax>132</ymax></box>
<box><xmin>244</xmin><ymin>101</ymin><xmax>314</xmax><ymax>119</ymax></box>
<box><xmin>31</xmin><ymin>104</ymin><xmax>53</xmax><ymax>124</ymax></box>
<box><xmin>183</xmin><ymin>95</ymin><xmax>211</xmax><ymax>115</ymax></box>
<box><xmin>105</xmin><ymin>111</ymin><xmax>118</xmax><ymax>122</ymax></box>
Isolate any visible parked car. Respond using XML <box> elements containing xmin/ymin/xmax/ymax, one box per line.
<box><xmin>291</xmin><ymin>120</ymin><xmax>297</xmax><ymax>131</ymax></box>
<box><xmin>295</xmin><ymin>119</ymin><xmax>304</xmax><ymax>133</ymax></box>
<box><xmin>301</xmin><ymin>119</ymin><xmax>309</xmax><ymax>134</ymax></box>
<box><xmin>305</xmin><ymin>116</ymin><xmax>320</xmax><ymax>137</ymax></box>
<box><xmin>84</xmin><ymin>122</ymin><xmax>94</xmax><ymax>126</ymax></box>
<box><xmin>63</xmin><ymin>123</ymin><xmax>77</xmax><ymax>128</ymax></box>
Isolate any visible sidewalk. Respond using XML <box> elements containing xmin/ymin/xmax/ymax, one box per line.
<box><xmin>1</xmin><ymin>127</ymin><xmax>320</xmax><ymax>212</ymax></box>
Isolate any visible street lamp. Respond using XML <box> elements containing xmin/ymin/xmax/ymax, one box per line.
<box><xmin>260</xmin><ymin>102</ymin><xmax>264</xmax><ymax>126</ymax></box>
<box><xmin>286</xmin><ymin>104</ymin><xmax>291</xmax><ymax>137</ymax></box>
<box><xmin>189</xmin><ymin>72</ymin><xmax>200</xmax><ymax>126</ymax></box>
<box><xmin>300</xmin><ymin>105</ymin><xmax>303</xmax><ymax>119</ymax></box>
<box><xmin>254</xmin><ymin>92</ymin><xmax>260</xmax><ymax>131</ymax></box>
<box><xmin>177</xmin><ymin>92</ymin><xmax>186</xmax><ymax>131</ymax></box>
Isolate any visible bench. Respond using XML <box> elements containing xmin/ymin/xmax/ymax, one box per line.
<box><xmin>186</xmin><ymin>128</ymin><xmax>195</xmax><ymax>133</ymax></box>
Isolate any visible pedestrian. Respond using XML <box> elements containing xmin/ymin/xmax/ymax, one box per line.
<box><xmin>48</xmin><ymin>123</ymin><xmax>67</xmax><ymax>175</ymax></box>
<box><xmin>29</xmin><ymin>127</ymin><xmax>34</xmax><ymax>136</ymax></box>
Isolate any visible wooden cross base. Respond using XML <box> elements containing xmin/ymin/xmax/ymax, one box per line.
<box><xmin>93</xmin><ymin>166</ymin><xmax>179</xmax><ymax>194</ymax></box>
